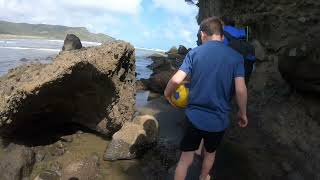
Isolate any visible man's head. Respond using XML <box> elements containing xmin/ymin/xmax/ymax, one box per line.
<box><xmin>198</xmin><ymin>17</ymin><xmax>224</xmax><ymax>44</ymax></box>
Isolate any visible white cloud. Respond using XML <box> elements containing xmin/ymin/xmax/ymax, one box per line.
<box><xmin>152</xmin><ymin>0</ymin><xmax>198</xmax><ymax>16</ymax></box>
<box><xmin>0</xmin><ymin>0</ymin><xmax>143</xmax><ymax>37</ymax></box>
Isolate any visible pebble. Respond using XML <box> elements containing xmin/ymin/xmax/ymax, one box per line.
<box><xmin>60</xmin><ymin>136</ymin><xmax>73</xmax><ymax>143</ymax></box>
<box><xmin>298</xmin><ymin>17</ymin><xmax>306</xmax><ymax>23</ymax></box>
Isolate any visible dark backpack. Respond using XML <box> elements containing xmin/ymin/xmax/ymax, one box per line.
<box><xmin>224</xmin><ymin>31</ymin><xmax>256</xmax><ymax>84</ymax></box>
<box><xmin>223</xmin><ymin>31</ymin><xmax>256</xmax><ymax>61</ymax></box>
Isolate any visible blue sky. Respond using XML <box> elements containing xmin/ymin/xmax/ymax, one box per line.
<box><xmin>0</xmin><ymin>0</ymin><xmax>199</xmax><ymax>50</ymax></box>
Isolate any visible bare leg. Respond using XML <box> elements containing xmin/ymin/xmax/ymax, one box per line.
<box><xmin>195</xmin><ymin>139</ymin><xmax>204</xmax><ymax>156</ymax></box>
<box><xmin>175</xmin><ymin>151</ymin><xmax>195</xmax><ymax>180</ymax></box>
<box><xmin>199</xmin><ymin>149</ymin><xmax>216</xmax><ymax>180</ymax></box>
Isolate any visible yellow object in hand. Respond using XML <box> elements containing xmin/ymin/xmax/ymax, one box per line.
<box><xmin>171</xmin><ymin>81</ymin><xmax>190</xmax><ymax>108</ymax></box>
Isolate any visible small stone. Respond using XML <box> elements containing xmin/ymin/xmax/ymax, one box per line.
<box><xmin>60</xmin><ymin>136</ymin><xmax>73</xmax><ymax>143</ymax></box>
<box><xmin>56</xmin><ymin>141</ymin><xmax>64</xmax><ymax>149</ymax></box>
<box><xmin>289</xmin><ymin>48</ymin><xmax>297</xmax><ymax>57</ymax></box>
<box><xmin>6</xmin><ymin>119</ymin><xmax>12</xmax><ymax>124</ymax></box>
<box><xmin>298</xmin><ymin>17</ymin><xmax>306</xmax><ymax>23</ymax></box>
<box><xmin>76</xmin><ymin>130</ymin><xmax>84</xmax><ymax>135</ymax></box>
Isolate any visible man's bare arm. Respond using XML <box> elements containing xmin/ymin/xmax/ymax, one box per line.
<box><xmin>235</xmin><ymin>77</ymin><xmax>248</xmax><ymax>127</ymax></box>
<box><xmin>164</xmin><ymin>70</ymin><xmax>187</xmax><ymax>101</ymax></box>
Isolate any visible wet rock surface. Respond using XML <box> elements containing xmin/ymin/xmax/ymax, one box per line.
<box><xmin>0</xmin><ymin>40</ymin><xmax>136</xmax><ymax>138</ymax></box>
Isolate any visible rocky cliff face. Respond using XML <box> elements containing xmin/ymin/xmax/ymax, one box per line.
<box><xmin>0</xmin><ymin>40</ymin><xmax>136</xmax><ymax>138</ymax></box>
<box><xmin>196</xmin><ymin>0</ymin><xmax>320</xmax><ymax>179</ymax></box>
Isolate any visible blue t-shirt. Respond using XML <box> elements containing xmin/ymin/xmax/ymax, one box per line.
<box><xmin>179</xmin><ymin>40</ymin><xmax>245</xmax><ymax>132</ymax></box>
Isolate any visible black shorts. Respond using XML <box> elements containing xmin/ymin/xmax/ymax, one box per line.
<box><xmin>180</xmin><ymin>120</ymin><xmax>225</xmax><ymax>153</ymax></box>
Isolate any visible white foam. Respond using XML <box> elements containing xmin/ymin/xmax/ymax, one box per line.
<box><xmin>135</xmin><ymin>47</ymin><xmax>166</xmax><ymax>52</ymax></box>
<box><xmin>0</xmin><ymin>46</ymin><xmax>60</xmax><ymax>52</ymax></box>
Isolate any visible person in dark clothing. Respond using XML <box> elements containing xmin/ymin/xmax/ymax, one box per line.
<box><xmin>221</xmin><ymin>16</ymin><xmax>256</xmax><ymax>84</ymax></box>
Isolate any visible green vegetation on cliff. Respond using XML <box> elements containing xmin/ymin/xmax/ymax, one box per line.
<box><xmin>0</xmin><ymin>20</ymin><xmax>115</xmax><ymax>43</ymax></box>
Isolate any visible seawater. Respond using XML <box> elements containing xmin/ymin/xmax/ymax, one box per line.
<box><xmin>0</xmin><ymin>39</ymin><xmax>157</xmax><ymax>108</ymax></box>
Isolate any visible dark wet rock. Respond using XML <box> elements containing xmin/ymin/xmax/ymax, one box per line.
<box><xmin>0</xmin><ymin>144</ymin><xmax>35</xmax><ymax>180</ymax></box>
<box><xmin>147</xmin><ymin>70</ymin><xmax>176</xmax><ymax>93</ymax></box>
<box><xmin>104</xmin><ymin>115</ymin><xmax>159</xmax><ymax>161</ymax></box>
<box><xmin>252</xmin><ymin>40</ymin><xmax>266</xmax><ymax>61</ymax></box>
<box><xmin>62</xmin><ymin>34</ymin><xmax>82</xmax><ymax>51</ymax></box>
<box><xmin>136</xmin><ymin>80</ymin><xmax>148</xmax><ymax>91</ymax></box>
<box><xmin>279</xmin><ymin>40</ymin><xmax>320</xmax><ymax>94</ymax></box>
<box><xmin>33</xmin><ymin>170</ymin><xmax>60</xmax><ymax>180</ymax></box>
<box><xmin>61</xmin><ymin>155</ymin><xmax>100</xmax><ymax>180</ymax></box>
<box><xmin>178</xmin><ymin>45</ymin><xmax>189</xmax><ymax>55</ymax></box>
<box><xmin>20</xmin><ymin>58</ymin><xmax>29</xmax><ymax>62</ymax></box>
<box><xmin>166</xmin><ymin>46</ymin><xmax>178</xmax><ymax>54</ymax></box>
<box><xmin>0</xmin><ymin>41</ymin><xmax>136</xmax><ymax>137</ymax></box>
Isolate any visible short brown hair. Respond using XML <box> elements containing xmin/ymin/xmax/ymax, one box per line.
<box><xmin>199</xmin><ymin>17</ymin><xmax>223</xmax><ymax>37</ymax></box>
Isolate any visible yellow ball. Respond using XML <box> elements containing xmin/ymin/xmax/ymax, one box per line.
<box><xmin>171</xmin><ymin>82</ymin><xmax>190</xmax><ymax>108</ymax></box>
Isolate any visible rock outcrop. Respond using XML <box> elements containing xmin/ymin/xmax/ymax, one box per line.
<box><xmin>104</xmin><ymin>115</ymin><xmax>159</xmax><ymax>161</ymax></box>
<box><xmin>0</xmin><ymin>144</ymin><xmax>36</xmax><ymax>180</ymax></box>
<box><xmin>178</xmin><ymin>45</ymin><xmax>189</xmax><ymax>55</ymax></box>
<box><xmin>195</xmin><ymin>0</ymin><xmax>320</xmax><ymax>179</ymax></box>
<box><xmin>62</xmin><ymin>34</ymin><xmax>83</xmax><ymax>51</ymax></box>
<box><xmin>143</xmin><ymin>47</ymin><xmax>186</xmax><ymax>94</ymax></box>
<box><xmin>0</xmin><ymin>40</ymin><xmax>136</xmax><ymax>137</ymax></box>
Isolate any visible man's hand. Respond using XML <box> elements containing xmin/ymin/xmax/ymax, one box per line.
<box><xmin>237</xmin><ymin>111</ymin><xmax>248</xmax><ymax>128</ymax></box>
<box><xmin>165</xmin><ymin>95</ymin><xmax>178</xmax><ymax>108</ymax></box>
<box><xmin>164</xmin><ymin>70</ymin><xmax>187</xmax><ymax>108</ymax></box>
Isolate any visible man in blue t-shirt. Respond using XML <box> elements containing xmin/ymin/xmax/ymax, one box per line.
<box><xmin>164</xmin><ymin>17</ymin><xmax>248</xmax><ymax>180</ymax></box>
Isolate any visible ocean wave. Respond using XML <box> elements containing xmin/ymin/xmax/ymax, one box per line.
<box><xmin>0</xmin><ymin>46</ymin><xmax>60</xmax><ymax>52</ymax></box>
<box><xmin>48</xmin><ymin>39</ymin><xmax>64</xmax><ymax>43</ymax></box>
<box><xmin>135</xmin><ymin>47</ymin><xmax>166</xmax><ymax>52</ymax></box>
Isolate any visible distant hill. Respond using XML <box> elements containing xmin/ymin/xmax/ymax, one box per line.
<box><xmin>0</xmin><ymin>20</ymin><xmax>115</xmax><ymax>43</ymax></box>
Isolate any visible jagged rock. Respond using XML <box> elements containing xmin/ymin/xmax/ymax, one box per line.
<box><xmin>166</xmin><ymin>46</ymin><xmax>178</xmax><ymax>54</ymax></box>
<box><xmin>0</xmin><ymin>144</ymin><xmax>35</xmax><ymax>180</ymax></box>
<box><xmin>178</xmin><ymin>45</ymin><xmax>189</xmax><ymax>55</ymax></box>
<box><xmin>62</xmin><ymin>34</ymin><xmax>82</xmax><ymax>51</ymax></box>
<box><xmin>0</xmin><ymin>41</ymin><xmax>136</xmax><ymax>137</ymax></box>
<box><xmin>104</xmin><ymin>115</ymin><xmax>159</xmax><ymax>161</ymax></box>
<box><xmin>61</xmin><ymin>155</ymin><xmax>100</xmax><ymax>180</ymax></box>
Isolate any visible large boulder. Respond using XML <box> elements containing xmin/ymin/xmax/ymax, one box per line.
<box><xmin>104</xmin><ymin>115</ymin><xmax>159</xmax><ymax>161</ymax></box>
<box><xmin>62</xmin><ymin>34</ymin><xmax>82</xmax><ymax>51</ymax></box>
<box><xmin>0</xmin><ymin>41</ymin><xmax>136</xmax><ymax>137</ymax></box>
<box><xmin>0</xmin><ymin>144</ymin><xmax>36</xmax><ymax>180</ymax></box>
